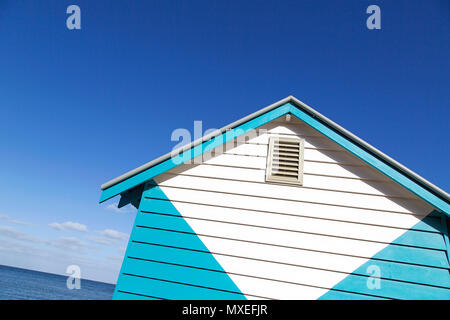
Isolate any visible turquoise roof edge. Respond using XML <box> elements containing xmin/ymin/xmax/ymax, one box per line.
<box><xmin>99</xmin><ymin>103</ymin><xmax>291</xmax><ymax>203</ymax></box>
<box><xmin>99</xmin><ymin>98</ymin><xmax>449</xmax><ymax>216</ymax></box>
<box><xmin>287</xmin><ymin>105</ymin><xmax>450</xmax><ymax>216</ymax></box>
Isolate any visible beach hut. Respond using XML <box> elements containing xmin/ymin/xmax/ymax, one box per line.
<box><xmin>99</xmin><ymin>96</ymin><xmax>450</xmax><ymax>300</ymax></box>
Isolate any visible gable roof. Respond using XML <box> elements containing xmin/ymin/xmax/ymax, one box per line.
<box><xmin>99</xmin><ymin>96</ymin><xmax>450</xmax><ymax>216</ymax></box>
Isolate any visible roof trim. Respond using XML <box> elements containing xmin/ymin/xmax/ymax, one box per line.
<box><xmin>99</xmin><ymin>96</ymin><xmax>449</xmax><ymax>215</ymax></box>
<box><xmin>101</xmin><ymin>96</ymin><xmax>293</xmax><ymax>190</ymax></box>
<box><xmin>99</xmin><ymin>103</ymin><xmax>291</xmax><ymax>202</ymax></box>
<box><xmin>287</xmin><ymin>97</ymin><xmax>450</xmax><ymax>205</ymax></box>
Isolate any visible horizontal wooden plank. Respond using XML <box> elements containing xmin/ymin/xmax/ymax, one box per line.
<box><xmin>124</xmin><ymin>250</ymin><xmax>450</xmax><ymax>300</ymax></box>
<box><xmin>136</xmin><ymin>210</ymin><xmax>446</xmax><ymax>252</ymax></box>
<box><xmin>131</xmin><ymin>225</ymin><xmax>450</xmax><ymax>270</ymax></box>
<box><xmin>114</xmin><ymin>290</ymin><xmax>164</xmax><ymax>300</ymax></box>
<box><xmin>306</xmin><ymin>161</ymin><xmax>396</xmax><ymax>181</ymax></box>
<box><xmin>131</xmin><ymin>226</ymin><xmax>449</xmax><ymax>270</ymax></box>
<box><xmin>171</xmin><ymin>164</ymin><xmax>420</xmax><ymax>199</ymax></box>
<box><xmin>139</xmin><ymin>199</ymin><xmax>445</xmax><ymax>248</ymax></box>
<box><xmin>203</xmin><ymin>153</ymin><xmax>399</xmax><ymax>181</ymax></box>
<box><xmin>128</xmin><ymin>241</ymin><xmax>450</xmax><ymax>289</ymax></box>
<box><xmin>204</xmin><ymin>153</ymin><xmax>266</xmax><ymax>169</ymax></box>
<box><xmin>132</xmin><ymin>216</ymin><xmax>449</xmax><ymax>268</ymax></box>
<box><xmin>116</xmin><ymin>273</ymin><xmax>248</xmax><ymax>300</ymax></box>
<box><xmin>327</xmin><ymin>272</ymin><xmax>450</xmax><ymax>299</ymax></box>
<box><xmin>123</xmin><ymin>258</ymin><xmax>243</xmax><ymax>294</ymax></box>
<box><xmin>223</xmin><ymin>143</ymin><xmax>366</xmax><ymax>166</ymax></box>
<box><xmin>260</xmin><ymin>122</ymin><xmax>323</xmax><ymax>137</ymax></box>
<box><xmin>318</xmin><ymin>290</ymin><xmax>388</xmax><ymax>300</ymax></box>
<box><xmin>142</xmin><ymin>188</ymin><xmax>432</xmax><ymax>231</ymax></box>
<box><xmin>129</xmin><ymin>237</ymin><xmax>360</xmax><ymax>271</ymax></box>
<box><xmin>154</xmin><ymin>174</ymin><xmax>431</xmax><ymax>215</ymax></box>
<box><xmin>123</xmin><ymin>257</ymin><xmax>326</xmax><ymax>300</ymax></box>
<box><xmin>247</xmin><ymin>131</ymin><xmax>342</xmax><ymax>150</ymax></box>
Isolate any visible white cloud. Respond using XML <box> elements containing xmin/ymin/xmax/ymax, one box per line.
<box><xmin>49</xmin><ymin>221</ymin><xmax>88</xmax><ymax>232</ymax></box>
<box><xmin>0</xmin><ymin>226</ymin><xmax>91</xmax><ymax>252</ymax></box>
<box><xmin>100</xmin><ymin>229</ymin><xmax>129</xmax><ymax>240</ymax></box>
<box><xmin>0</xmin><ymin>226</ymin><xmax>40</xmax><ymax>242</ymax></box>
<box><xmin>0</xmin><ymin>214</ymin><xmax>30</xmax><ymax>226</ymax></box>
<box><xmin>85</xmin><ymin>236</ymin><xmax>112</xmax><ymax>246</ymax></box>
<box><xmin>48</xmin><ymin>222</ymin><xmax>64</xmax><ymax>230</ymax></box>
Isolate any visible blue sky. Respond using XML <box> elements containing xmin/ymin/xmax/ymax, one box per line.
<box><xmin>0</xmin><ymin>1</ymin><xmax>448</xmax><ymax>284</ymax></box>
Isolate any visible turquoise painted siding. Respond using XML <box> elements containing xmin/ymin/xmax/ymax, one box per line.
<box><xmin>319</xmin><ymin>214</ymin><xmax>450</xmax><ymax>300</ymax></box>
<box><xmin>115</xmin><ymin>181</ymin><xmax>450</xmax><ymax>300</ymax></box>
<box><xmin>131</xmin><ymin>193</ymin><xmax>450</xmax><ymax>299</ymax></box>
<box><xmin>113</xmin><ymin>181</ymin><xmax>246</xmax><ymax>300</ymax></box>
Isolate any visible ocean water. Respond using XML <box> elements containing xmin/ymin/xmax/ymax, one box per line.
<box><xmin>0</xmin><ymin>264</ymin><xmax>115</xmax><ymax>300</ymax></box>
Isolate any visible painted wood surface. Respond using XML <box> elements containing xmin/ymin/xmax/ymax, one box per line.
<box><xmin>114</xmin><ymin>116</ymin><xmax>449</xmax><ymax>299</ymax></box>
<box><xmin>145</xmin><ymin>118</ymin><xmax>450</xmax><ymax>299</ymax></box>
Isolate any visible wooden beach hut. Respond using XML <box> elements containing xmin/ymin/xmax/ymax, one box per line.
<box><xmin>99</xmin><ymin>96</ymin><xmax>450</xmax><ymax>300</ymax></box>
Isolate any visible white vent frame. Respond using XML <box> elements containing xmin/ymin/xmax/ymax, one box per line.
<box><xmin>265</xmin><ymin>135</ymin><xmax>304</xmax><ymax>185</ymax></box>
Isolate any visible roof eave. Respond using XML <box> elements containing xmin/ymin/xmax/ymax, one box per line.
<box><xmin>100</xmin><ymin>96</ymin><xmax>294</xmax><ymax>190</ymax></box>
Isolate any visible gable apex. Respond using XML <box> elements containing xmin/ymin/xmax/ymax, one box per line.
<box><xmin>99</xmin><ymin>96</ymin><xmax>449</xmax><ymax>216</ymax></box>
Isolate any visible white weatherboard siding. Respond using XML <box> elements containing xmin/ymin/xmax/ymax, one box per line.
<box><xmin>153</xmin><ymin>117</ymin><xmax>435</xmax><ymax>300</ymax></box>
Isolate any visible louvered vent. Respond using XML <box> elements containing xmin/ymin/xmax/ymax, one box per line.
<box><xmin>265</xmin><ymin>136</ymin><xmax>304</xmax><ymax>185</ymax></box>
